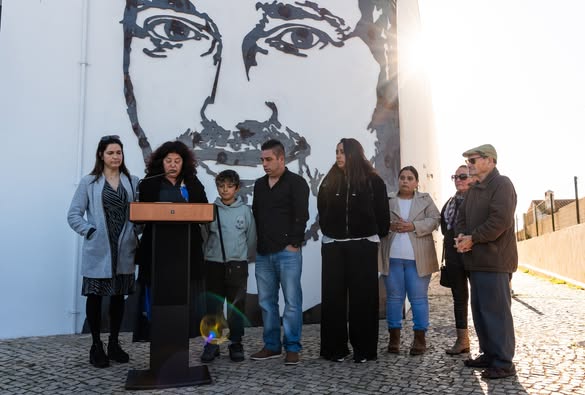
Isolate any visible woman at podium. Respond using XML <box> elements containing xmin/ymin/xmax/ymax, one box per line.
<box><xmin>67</xmin><ymin>135</ymin><xmax>140</xmax><ymax>368</ymax></box>
<box><xmin>134</xmin><ymin>141</ymin><xmax>208</xmax><ymax>340</ymax></box>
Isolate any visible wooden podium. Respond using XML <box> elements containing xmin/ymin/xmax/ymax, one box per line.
<box><xmin>125</xmin><ymin>202</ymin><xmax>214</xmax><ymax>390</ymax></box>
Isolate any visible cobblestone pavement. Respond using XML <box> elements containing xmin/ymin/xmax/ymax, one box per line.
<box><xmin>1</xmin><ymin>270</ymin><xmax>584</xmax><ymax>394</ymax></box>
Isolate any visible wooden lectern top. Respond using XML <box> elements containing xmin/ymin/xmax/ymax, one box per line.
<box><xmin>129</xmin><ymin>202</ymin><xmax>214</xmax><ymax>223</ymax></box>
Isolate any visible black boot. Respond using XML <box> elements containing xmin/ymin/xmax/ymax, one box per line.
<box><xmin>200</xmin><ymin>343</ymin><xmax>220</xmax><ymax>363</ymax></box>
<box><xmin>107</xmin><ymin>337</ymin><xmax>130</xmax><ymax>363</ymax></box>
<box><xmin>90</xmin><ymin>341</ymin><xmax>109</xmax><ymax>368</ymax></box>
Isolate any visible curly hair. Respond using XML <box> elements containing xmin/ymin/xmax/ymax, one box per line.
<box><xmin>145</xmin><ymin>140</ymin><xmax>197</xmax><ymax>180</ymax></box>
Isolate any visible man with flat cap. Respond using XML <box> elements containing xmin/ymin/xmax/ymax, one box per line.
<box><xmin>455</xmin><ymin>144</ymin><xmax>518</xmax><ymax>379</ymax></box>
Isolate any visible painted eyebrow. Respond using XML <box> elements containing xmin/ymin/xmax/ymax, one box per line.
<box><xmin>256</xmin><ymin>1</ymin><xmax>352</xmax><ymax>37</ymax></box>
<box><xmin>132</xmin><ymin>3</ymin><xmax>223</xmax><ymax>61</ymax></box>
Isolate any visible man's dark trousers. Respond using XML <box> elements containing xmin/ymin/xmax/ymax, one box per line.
<box><xmin>469</xmin><ymin>271</ymin><xmax>515</xmax><ymax>369</ymax></box>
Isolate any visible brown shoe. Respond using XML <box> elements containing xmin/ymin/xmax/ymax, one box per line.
<box><xmin>285</xmin><ymin>351</ymin><xmax>300</xmax><ymax>365</ymax></box>
<box><xmin>250</xmin><ymin>347</ymin><xmax>281</xmax><ymax>361</ymax></box>
<box><xmin>481</xmin><ymin>365</ymin><xmax>516</xmax><ymax>379</ymax></box>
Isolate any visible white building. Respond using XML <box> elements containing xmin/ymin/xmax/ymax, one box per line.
<box><xmin>0</xmin><ymin>0</ymin><xmax>438</xmax><ymax>339</ymax></box>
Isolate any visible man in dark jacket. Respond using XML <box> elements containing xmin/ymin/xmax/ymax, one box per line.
<box><xmin>251</xmin><ymin>139</ymin><xmax>309</xmax><ymax>366</ymax></box>
<box><xmin>455</xmin><ymin>144</ymin><xmax>518</xmax><ymax>379</ymax></box>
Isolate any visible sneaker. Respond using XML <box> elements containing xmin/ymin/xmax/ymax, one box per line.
<box><xmin>229</xmin><ymin>342</ymin><xmax>245</xmax><ymax>362</ymax></box>
<box><xmin>284</xmin><ymin>351</ymin><xmax>300</xmax><ymax>365</ymax></box>
<box><xmin>353</xmin><ymin>356</ymin><xmax>367</xmax><ymax>364</ymax></box>
<box><xmin>90</xmin><ymin>341</ymin><xmax>110</xmax><ymax>368</ymax></box>
<box><xmin>331</xmin><ymin>353</ymin><xmax>350</xmax><ymax>362</ymax></box>
<box><xmin>200</xmin><ymin>343</ymin><xmax>220</xmax><ymax>363</ymax></box>
<box><xmin>250</xmin><ymin>347</ymin><xmax>282</xmax><ymax>360</ymax></box>
<box><xmin>107</xmin><ymin>339</ymin><xmax>129</xmax><ymax>363</ymax></box>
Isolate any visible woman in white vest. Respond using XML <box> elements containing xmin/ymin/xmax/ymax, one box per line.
<box><xmin>379</xmin><ymin>166</ymin><xmax>440</xmax><ymax>356</ymax></box>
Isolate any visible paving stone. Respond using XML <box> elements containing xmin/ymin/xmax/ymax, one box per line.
<box><xmin>0</xmin><ymin>271</ymin><xmax>584</xmax><ymax>393</ymax></box>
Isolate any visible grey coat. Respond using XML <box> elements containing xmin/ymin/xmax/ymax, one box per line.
<box><xmin>67</xmin><ymin>174</ymin><xmax>139</xmax><ymax>278</ymax></box>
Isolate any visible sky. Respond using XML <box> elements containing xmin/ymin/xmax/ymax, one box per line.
<box><xmin>416</xmin><ymin>0</ymin><xmax>585</xmax><ymax>226</ymax></box>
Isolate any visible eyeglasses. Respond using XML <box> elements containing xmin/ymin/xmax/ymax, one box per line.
<box><xmin>451</xmin><ymin>174</ymin><xmax>470</xmax><ymax>181</ymax></box>
<box><xmin>100</xmin><ymin>135</ymin><xmax>120</xmax><ymax>142</ymax></box>
<box><xmin>465</xmin><ymin>156</ymin><xmax>485</xmax><ymax>165</ymax></box>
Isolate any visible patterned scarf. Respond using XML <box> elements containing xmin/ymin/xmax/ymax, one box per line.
<box><xmin>445</xmin><ymin>194</ymin><xmax>465</xmax><ymax>230</ymax></box>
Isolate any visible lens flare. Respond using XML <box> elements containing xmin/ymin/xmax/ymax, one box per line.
<box><xmin>200</xmin><ymin>314</ymin><xmax>229</xmax><ymax>345</ymax></box>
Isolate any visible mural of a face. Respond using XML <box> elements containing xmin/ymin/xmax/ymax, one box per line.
<box><xmin>123</xmin><ymin>0</ymin><xmax>400</xmax><ymax>313</ymax></box>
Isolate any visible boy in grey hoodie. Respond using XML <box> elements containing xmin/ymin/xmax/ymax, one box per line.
<box><xmin>201</xmin><ymin>170</ymin><xmax>256</xmax><ymax>362</ymax></box>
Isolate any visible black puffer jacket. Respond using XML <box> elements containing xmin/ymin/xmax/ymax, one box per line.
<box><xmin>318</xmin><ymin>169</ymin><xmax>390</xmax><ymax>240</ymax></box>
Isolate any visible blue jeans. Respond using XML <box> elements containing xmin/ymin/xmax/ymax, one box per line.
<box><xmin>255</xmin><ymin>248</ymin><xmax>303</xmax><ymax>352</ymax></box>
<box><xmin>383</xmin><ymin>258</ymin><xmax>431</xmax><ymax>331</ymax></box>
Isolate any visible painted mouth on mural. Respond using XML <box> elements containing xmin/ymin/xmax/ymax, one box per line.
<box><xmin>176</xmin><ymin>120</ymin><xmax>310</xmax><ymax>171</ymax></box>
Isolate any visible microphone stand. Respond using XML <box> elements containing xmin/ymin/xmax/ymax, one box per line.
<box><xmin>135</xmin><ymin>172</ymin><xmax>168</xmax><ymax>202</ymax></box>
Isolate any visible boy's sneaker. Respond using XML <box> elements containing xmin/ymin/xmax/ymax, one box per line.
<box><xmin>250</xmin><ymin>347</ymin><xmax>282</xmax><ymax>360</ymax></box>
<box><xmin>229</xmin><ymin>342</ymin><xmax>245</xmax><ymax>362</ymax></box>
<box><xmin>200</xmin><ymin>343</ymin><xmax>220</xmax><ymax>363</ymax></box>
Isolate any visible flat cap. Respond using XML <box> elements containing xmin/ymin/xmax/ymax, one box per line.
<box><xmin>462</xmin><ymin>144</ymin><xmax>497</xmax><ymax>160</ymax></box>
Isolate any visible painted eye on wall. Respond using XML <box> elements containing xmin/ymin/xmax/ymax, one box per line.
<box><xmin>144</xmin><ymin>16</ymin><xmax>210</xmax><ymax>43</ymax></box>
<box><xmin>264</xmin><ymin>24</ymin><xmax>341</xmax><ymax>57</ymax></box>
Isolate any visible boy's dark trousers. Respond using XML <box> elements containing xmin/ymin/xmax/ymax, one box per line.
<box><xmin>204</xmin><ymin>260</ymin><xmax>248</xmax><ymax>342</ymax></box>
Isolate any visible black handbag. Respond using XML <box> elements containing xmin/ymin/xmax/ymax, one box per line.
<box><xmin>439</xmin><ymin>264</ymin><xmax>451</xmax><ymax>288</ymax></box>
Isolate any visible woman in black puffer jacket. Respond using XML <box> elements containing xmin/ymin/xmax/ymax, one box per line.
<box><xmin>317</xmin><ymin>138</ymin><xmax>390</xmax><ymax>363</ymax></box>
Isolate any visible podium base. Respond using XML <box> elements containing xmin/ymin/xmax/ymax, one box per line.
<box><xmin>125</xmin><ymin>366</ymin><xmax>212</xmax><ymax>390</ymax></box>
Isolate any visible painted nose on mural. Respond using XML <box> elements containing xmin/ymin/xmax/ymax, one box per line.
<box><xmin>202</xmin><ymin>58</ymin><xmax>274</xmax><ymax>129</ymax></box>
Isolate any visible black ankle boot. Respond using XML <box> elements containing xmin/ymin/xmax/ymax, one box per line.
<box><xmin>107</xmin><ymin>337</ymin><xmax>130</xmax><ymax>363</ymax></box>
<box><xmin>90</xmin><ymin>341</ymin><xmax>109</xmax><ymax>368</ymax></box>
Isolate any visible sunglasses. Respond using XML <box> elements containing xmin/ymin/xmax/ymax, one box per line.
<box><xmin>100</xmin><ymin>135</ymin><xmax>120</xmax><ymax>142</ymax></box>
<box><xmin>451</xmin><ymin>174</ymin><xmax>470</xmax><ymax>181</ymax></box>
<box><xmin>465</xmin><ymin>156</ymin><xmax>485</xmax><ymax>165</ymax></box>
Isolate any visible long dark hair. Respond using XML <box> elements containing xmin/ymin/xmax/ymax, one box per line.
<box><xmin>90</xmin><ymin>135</ymin><xmax>131</xmax><ymax>182</ymax></box>
<box><xmin>146</xmin><ymin>141</ymin><xmax>197</xmax><ymax>182</ymax></box>
<box><xmin>325</xmin><ymin>138</ymin><xmax>377</xmax><ymax>190</ymax></box>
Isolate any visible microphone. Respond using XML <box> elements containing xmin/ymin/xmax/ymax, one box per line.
<box><xmin>135</xmin><ymin>172</ymin><xmax>168</xmax><ymax>201</ymax></box>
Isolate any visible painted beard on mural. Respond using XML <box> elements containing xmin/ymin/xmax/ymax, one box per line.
<box><xmin>122</xmin><ymin>0</ymin><xmax>400</xmax><ymax>315</ymax></box>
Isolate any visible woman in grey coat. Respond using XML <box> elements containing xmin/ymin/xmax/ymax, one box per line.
<box><xmin>68</xmin><ymin>135</ymin><xmax>139</xmax><ymax>368</ymax></box>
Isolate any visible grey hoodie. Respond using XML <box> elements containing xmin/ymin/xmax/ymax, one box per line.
<box><xmin>204</xmin><ymin>196</ymin><xmax>256</xmax><ymax>263</ymax></box>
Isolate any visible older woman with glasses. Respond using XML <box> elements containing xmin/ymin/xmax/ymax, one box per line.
<box><xmin>68</xmin><ymin>135</ymin><xmax>140</xmax><ymax>368</ymax></box>
<box><xmin>440</xmin><ymin>165</ymin><xmax>476</xmax><ymax>354</ymax></box>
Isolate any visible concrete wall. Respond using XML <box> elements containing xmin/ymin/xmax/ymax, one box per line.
<box><xmin>524</xmin><ymin>197</ymin><xmax>585</xmax><ymax>239</ymax></box>
<box><xmin>518</xmin><ymin>224</ymin><xmax>585</xmax><ymax>285</ymax></box>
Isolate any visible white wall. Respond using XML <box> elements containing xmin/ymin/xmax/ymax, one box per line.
<box><xmin>0</xmin><ymin>0</ymin><xmax>85</xmax><ymax>337</ymax></box>
<box><xmin>0</xmin><ymin>0</ymin><xmax>439</xmax><ymax>339</ymax></box>
<box><xmin>397</xmin><ymin>0</ymin><xmax>440</xmax><ymax>199</ymax></box>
